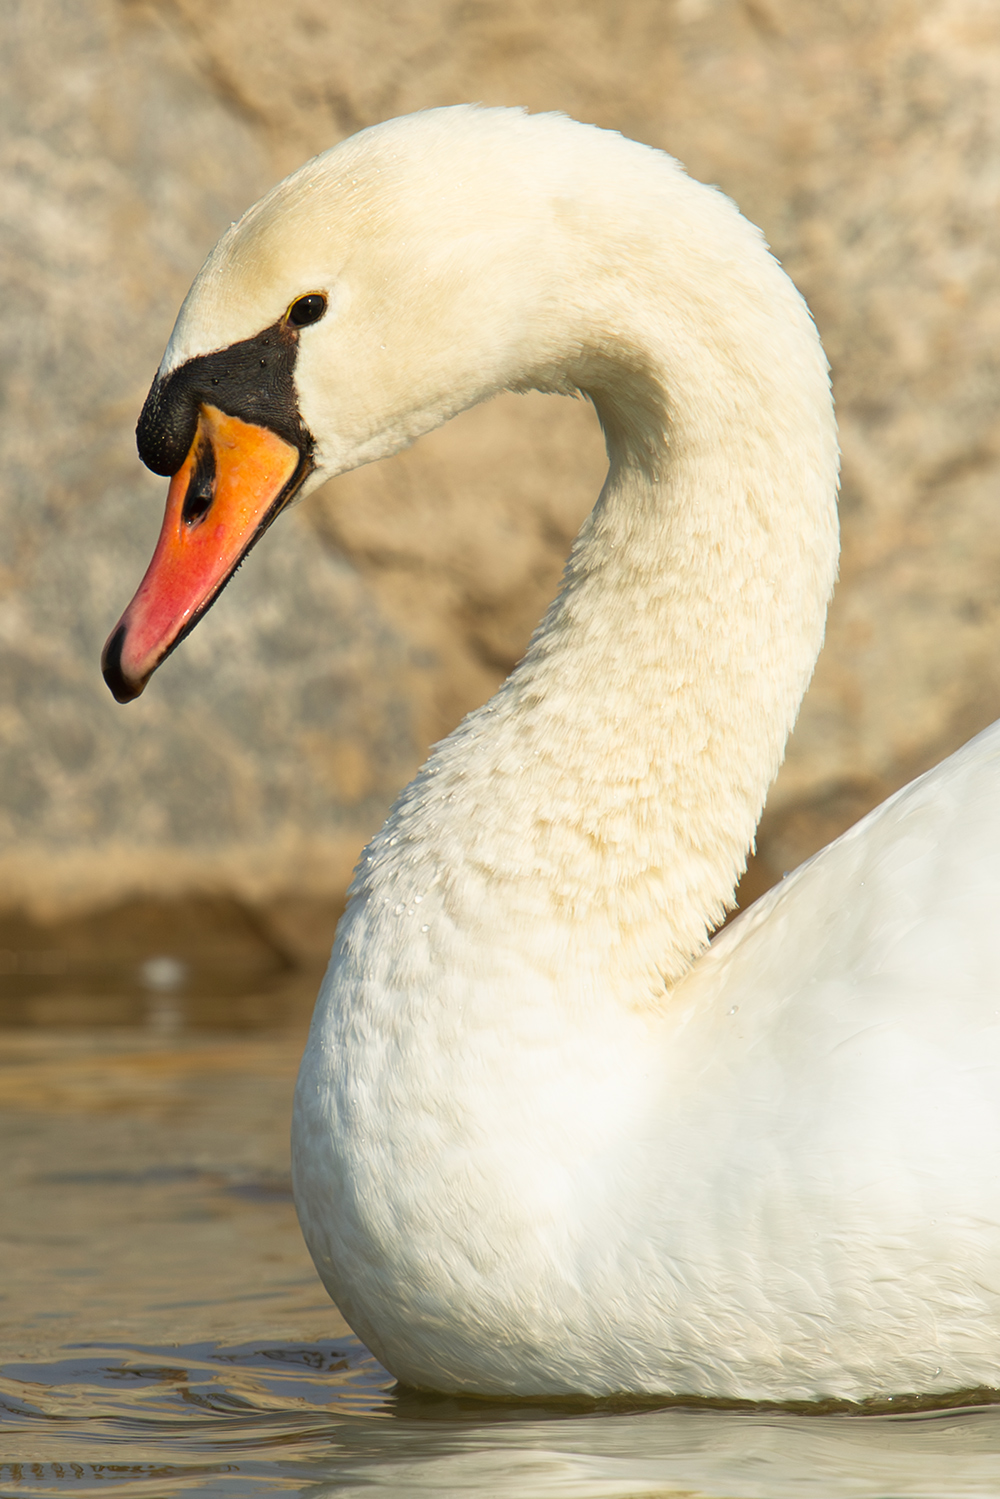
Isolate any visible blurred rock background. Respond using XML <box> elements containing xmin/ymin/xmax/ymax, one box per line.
<box><xmin>2</xmin><ymin>0</ymin><xmax>999</xmax><ymax>1013</ymax></box>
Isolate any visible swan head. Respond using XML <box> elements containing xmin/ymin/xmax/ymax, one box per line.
<box><xmin>102</xmin><ymin>105</ymin><xmax>602</xmax><ymax>702</ymax></box>
<box><xmin>102</xmin><ymin>103</ymin><xmax>823</xmax><ymax>704</ymax></box>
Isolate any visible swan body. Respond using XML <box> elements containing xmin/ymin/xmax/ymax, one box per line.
<box><xmin>297</xmin><ymin>722</ymin><xmax>1000</xmax><ymax>1402</ymax></box>
<box><xmin>104</xmin><ymin>106</ymin><xmax>1000</xmax><ymax>1403</ymax></box>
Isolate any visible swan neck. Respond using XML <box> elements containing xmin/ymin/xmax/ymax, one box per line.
<box><xmin>356</xmin><ymin>175</ymin><xmax>839</xmax><ymax>1004</ymax></box>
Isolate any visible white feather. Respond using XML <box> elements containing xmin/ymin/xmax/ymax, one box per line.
<box><xmin>164</xmin><ymin>105</ymin><xmax>1000</xmax><ymax>1401</ymax></box>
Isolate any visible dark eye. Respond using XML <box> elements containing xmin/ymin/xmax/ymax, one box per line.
<box><xmin>287</xmin><ymin>293</ymin><xmax>327</xmax><ymax>328</ymax></box>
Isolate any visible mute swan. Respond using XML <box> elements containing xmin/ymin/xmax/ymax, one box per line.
<box><xmin>102</xmin><ymin>106</ymin><xmax>1000</xmax><ymax>1405</ymax></box>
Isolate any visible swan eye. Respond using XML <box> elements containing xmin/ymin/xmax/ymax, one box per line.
<box><xmin>287</xmin><ymin>293</ymin><xmax>327</xmax><ymax>328</ymax></box>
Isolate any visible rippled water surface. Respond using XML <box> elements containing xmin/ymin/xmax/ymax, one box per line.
<box><xmin>8</xmin><ymin>1339</ymin><xmax>1000</xmax><ymax>1498</ymax></box>
<box><xmin>4</xmin><ymin>1021</ymin><xmax>1000</xmax><ymax>1497</ymax></box>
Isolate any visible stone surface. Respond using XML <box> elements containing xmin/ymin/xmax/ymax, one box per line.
<box><xmin>2</xmin><ymin>0</ymin><xmax>1000</xmax><ymax>944</ymax></box>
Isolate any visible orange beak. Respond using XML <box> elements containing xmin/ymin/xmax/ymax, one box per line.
<box><xmin>102</xmin><ymin>404</ymin><xmax>305</xmax><ymax>702</ymax></box>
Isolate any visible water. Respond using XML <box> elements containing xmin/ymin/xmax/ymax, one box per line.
<box><xmin>4</xmin><ymin>1024</ymin><xmax>1000</xmax><ymax>1497</ymax></box>
<box><xmin>7</xmin><ymin>1342</ymin><xmax>1000</xmax><ymax>1497</ymax></box>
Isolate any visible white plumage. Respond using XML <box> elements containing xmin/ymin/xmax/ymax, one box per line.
<box><xmin>148</xmin><ymin>106</ymin><xmax>1000</xmax><ymax>1401</ymax></box>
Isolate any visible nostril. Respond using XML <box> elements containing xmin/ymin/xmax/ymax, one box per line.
<box><xmin>182</xmin><ymin>437</ymin><xmax>217</xmax><ymax>526</ymax></box>
<box><xmin>183</xmin><ymin>479</ymin><xmax>214</xmax><ymax>524</ymax></box>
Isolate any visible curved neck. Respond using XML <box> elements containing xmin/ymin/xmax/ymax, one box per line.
<box><xmin>352</xmin><ymin>161</ymin><xmax>840</xmax><ymax>1006</ymax></box>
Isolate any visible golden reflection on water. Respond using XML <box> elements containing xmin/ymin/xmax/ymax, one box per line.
<box><xmin>3</xmin><ymin>1021</ymin><xmax>1000</xmax><ymax>1497</ymax></box>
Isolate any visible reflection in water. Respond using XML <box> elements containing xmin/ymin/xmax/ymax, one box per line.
<box><xmin>5</xmin><ymin>1337</ymin><xmax>1000</xmax><ymax>1497</ymax></box>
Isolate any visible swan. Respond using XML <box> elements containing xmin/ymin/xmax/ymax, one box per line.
<box><xmin>101</xmin><ymin>105</ymin><xmax>1000</xmax><ymax>1405</ymax></box>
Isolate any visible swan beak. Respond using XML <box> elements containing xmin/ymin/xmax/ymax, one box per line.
<box><xmin>102</xmin><ymin>404</ymin><xmax>302</xmax><ymax>703</ymax></box>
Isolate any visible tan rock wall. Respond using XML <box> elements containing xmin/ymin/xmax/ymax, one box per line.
<box><xmin>2</xmin><ymin>0</ymin><xmax>999</xmax><ymax>938</ymax></box>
